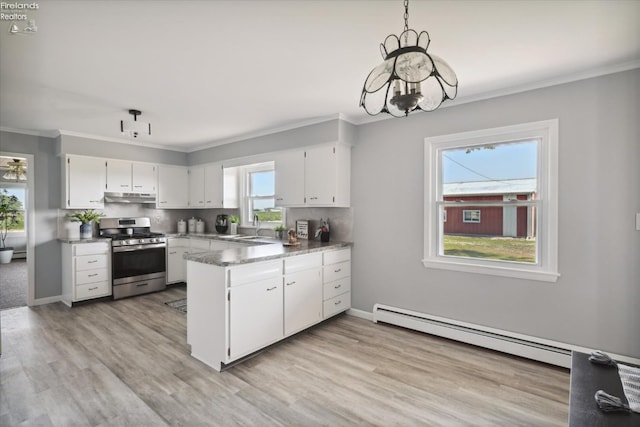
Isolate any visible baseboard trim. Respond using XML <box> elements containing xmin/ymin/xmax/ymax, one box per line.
<box><xmin>346</xmin><ymin>308</ymin><xmax>373</xmax><ymax>321</ymax></box>
<box><xmin>32</xmin><ymin>295</ymin><xmax>62</xmax><ymax>306</ymax></box>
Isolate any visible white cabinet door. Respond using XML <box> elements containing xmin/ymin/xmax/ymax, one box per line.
<box><xmin>275</xmin><ymin>150</ymin><xmax>305</xmax><ymax>206</ymax></box>
<box><xmin>304</xmin><ymin>145</ymin><xmax>335</xmax><ymax>206</ymax></box>
<box><xmin>205</xmin><ymin>163</ymin><xmax>224</xmax><ymax>208</ymax></box>
<box><xmin>284</xmin><ymin>268</ymin><xmax>322</xmax><ymax>335</ymax></box>
<box><xmin>132</xmin><ymin>163</ymin><xmax>157</xmax><ymax>193</ymax></box>
<box><xmin>189</xmin><ymin>166</ymin><xmax>206</xmax><ymax>208</ymax></box>
<box><xmin>65</xmin><ymin>155</ymin><xmax>106</xmax><ymax>209</ymax></box>
<box><xmin>105</xmin><ymin>159</ymin><xmax>132</xmax><ymax>192</ymax></box>
<box><xmin>158</xmin><ymin>165</ymin><xmax>189</xmax><ymax>208</ymax></box>
<box><xmin>167</xmin><ymin>247</ymin><xmax>188</xmax><ymax>283</ymax></box>
<box><xmin>229</xmin><ymin>277</ymin><xmax>283</xmax><ymax>359</ymax></box>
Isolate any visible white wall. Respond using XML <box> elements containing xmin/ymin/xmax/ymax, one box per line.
<box><xmin>351</xmin><ymin>69</ymin><xmax>640</xmax><ymax>358</ymax></box>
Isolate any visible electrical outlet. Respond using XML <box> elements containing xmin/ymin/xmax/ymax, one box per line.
<box><xmin>636</xmin><ymin>213</ymin><xmax>640</xmax><ymax>231</ymax></box>
<box><xmin>154</xmin><ymin>216</ymin><xmax>161</xmax><ymax>224</ymax></box>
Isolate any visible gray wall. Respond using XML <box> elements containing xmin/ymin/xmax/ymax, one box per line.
<box><xmin>351</xmin><ymin>69</ymin><xmax>640</xmax><ymax>358</ymax></box>
<box><xmin>0</xmin><ymin>132</ymin><xmax>61</xmax><ymax>299</ymax></box>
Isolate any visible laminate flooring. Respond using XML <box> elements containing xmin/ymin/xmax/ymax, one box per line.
<box><xmin>0</xmin><ymin>285</ymin><xmax>570</xmax><ymax>426</ymax></box>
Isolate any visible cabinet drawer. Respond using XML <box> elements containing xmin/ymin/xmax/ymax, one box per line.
<box><xmin>323</xmin><ymin>261</ymin><xmax>350</xmax><ymax>283</ymax></box>
<box><xmin>284</xmin><ymin>252</ymin><xmax>322</xmax><ymax>274</ymax></box>
<box><xmin>168</xmin><ymin>238</ymin><xmax>189</xmax><ymax>248</ymax></box>
<box><xmin>323</xmin><ymin>292</ymin><xmax>351</xmax><ymax>319</ymax></box>
<box><xmin>76</xmin><ymin>268</ymin><xmax>108</xmax><ymax>285</ymax></box>
<box><xmin>323</xmin><ymin>277</ymin><xmax>351</xmax><ymax>301</ymax></box>
<box><xmin>74</xmin><ymin>242</ymin><xmax>109</xmax><ymax>256</ymax></box>
<box><xmin>76</xmin><ymin>254</ymin><xmax>108</xmax><ymax>271</ymax></box>
<box><xmin>75</xmin><ymin>281</ymin><xmax>110</xmax><ymax>300</ymax></box>
<box><xmin>228</xmin><ymin>261</ymin><xmax>282</xmax><ymax>287</ymax></box>
<box><xmin>323</xmin><ymin>248</ymin><xmax>351</xmax><ymax>265</ymax></box>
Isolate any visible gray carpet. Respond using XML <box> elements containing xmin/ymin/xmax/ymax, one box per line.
<box><xmin>165</xmin><ymin>298</ymin><xmax>187</xmax><ymax>313</ymax></box>
<box><xmin>0</xmin><ymin>258</ymin><xmax>28</xmax><ymax>310</ymax></box>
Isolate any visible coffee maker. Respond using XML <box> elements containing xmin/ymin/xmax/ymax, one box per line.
<box><xmin>215</xmin><ymin>214</ymin><xmax>228</xmax><ymax>233</ymax></box>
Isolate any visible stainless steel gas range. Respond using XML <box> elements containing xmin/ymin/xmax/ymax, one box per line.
<box><xmin>99</xmin><ymin>217</ymin><xmax>166</xmax><ymax>299</ymax></box>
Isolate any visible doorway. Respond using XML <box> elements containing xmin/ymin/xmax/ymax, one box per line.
<box><xmin>0</xmin><ymin>153</ymin><xmax>35</xmax><ymax>309</ymax></box>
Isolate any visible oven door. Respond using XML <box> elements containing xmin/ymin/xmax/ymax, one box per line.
<box><xmin>112</xmin><ymin>243</ymin><xmax>166</xmax><ymax>284</ymax></box>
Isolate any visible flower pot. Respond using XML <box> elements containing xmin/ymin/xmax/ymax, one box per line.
<box><xmin>230</xmin><ymin>223</ymin><xmax>238</xmax><ymax>235</ymax></box>
<box><xmin>0</xmin><ymin>247</ymin><xmax>14</xmax><ymax>264</ymax></box>
<box><xmin>80</xmin><ymin>222</ymin><xmax>93</xmax><ymax>239</ymax></box>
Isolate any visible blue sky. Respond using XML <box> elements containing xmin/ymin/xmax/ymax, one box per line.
<box><xmin>443</xmin><ymin>140</ymin><xmax>538</xmax><ymax>183</ymax></box>
<box><xmin>1</xmin><ymin>187</ymin><xmax>26</xmax><ymax>207</ymax></box>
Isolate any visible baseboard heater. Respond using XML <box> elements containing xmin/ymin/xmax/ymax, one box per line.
<box><xmin>372</xmin><ymin>304</ymin><xmax>571</xmax><ymax>368</ymax></box>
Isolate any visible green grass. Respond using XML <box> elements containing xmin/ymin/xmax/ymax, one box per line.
<box><xmin>444</xmin><ymin>235</ymin><xmax>536</xmax><ymax>263</ymax></box>
<box><xmin>254</xmin><ymin>210</ymin><xmax>282</xmax><ymax>222</ymax></box>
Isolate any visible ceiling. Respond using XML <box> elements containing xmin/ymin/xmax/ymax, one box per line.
<box><xmin>1</xmin><ymin>0</ymin><xmax>639</xmax><ymax>152</ymax></box>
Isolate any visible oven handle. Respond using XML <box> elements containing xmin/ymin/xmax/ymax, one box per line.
<box><xmin>113</xmin><ymin>243</ymin><xmax>167</xmax><ymax>253</ymax></box>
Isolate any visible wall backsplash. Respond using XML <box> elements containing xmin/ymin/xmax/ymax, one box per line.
<box><xmin>58</xmin><ymin>204</ymin><xmax>353</xmax><ymax>242</ymax></box>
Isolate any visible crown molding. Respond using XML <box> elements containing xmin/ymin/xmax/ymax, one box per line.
<box><xmin>56</xmin><ymin>129</ymin><xmax>190</xmax><ymax>153</ymax></box>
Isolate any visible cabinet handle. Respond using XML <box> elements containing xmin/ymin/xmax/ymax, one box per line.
<box><xmin>169</xmin><ymin>251</ymin><xmax>177</xmax><ymax>255</ymax></box>
<box><xmin>206</xmin><ymin>200</ymin><xmax>212</xmax><ymax>203</ymax></box>
<box><xmin>136</xmin><ymin>283</ymin><xmax>149</xmax><ymax>287</ymax></box>
<box><xmin>276</xmin><ymin>197</ymin><xmax>283</xmax><ymax>201</ymax></box>
<box><xmin>88</xmin><ymin>287</ymin><xmax>98</xmax><ymax>291</ymax></box>
<box><xmin>334</xmin><ymin>300</ymin><xmax>342</xmax><ymax>305</ymax></box>
<box><xmin>134</xmin><ymin>185</ymin><xmax>142</xmax><ymax>188</ymax></box>
<box><xmin>266</xmin><ymin>286</ymin><xmax>277</xmax><ymax>291</ymax></box>
<box><xmin>334</xmin><ymin>268</ymin><xmax>342</xmax><ymax>273</ymax></box>
<box><xmin>310</xmin><ymin>197</ymin><xmax>318</xmax><ymax>200</ymax></box>
<box><xmin>334</xmin><ymin>284</ymin><xmax>341</xmax><ymax>289</ymax></box>
<box><xmin>160</xmin><ymin>201</ymin><xmax>167</xmax><ymax>204</ymax></box>
<box><xmin>88</xmin><ymin>273</ymin><xmax>98</xmax><ymax>277</ymax></box>
<box><xmin>286</xmin><ymin>281</ymin><xmax>296</xmax><ymax>286</ymax></box>
<box><xmin>88</xmin><ymin>260</ymin><xmax>98</xmax><ymax>264</ymax></box>
<box><xmin>120</xmin><ymin>185</ymin><xmax>128</xmax><ymax>187</ymax></box>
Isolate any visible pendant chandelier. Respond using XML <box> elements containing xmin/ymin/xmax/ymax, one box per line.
<box><xmin>359</xmin><ymin>0</ymin><xmax>458</xmax><ymax>117</ymax></box>
<box><xmin>2</xmin><ymin>158</ymin><xmax>27</xmax><ymax>181</ymax></box>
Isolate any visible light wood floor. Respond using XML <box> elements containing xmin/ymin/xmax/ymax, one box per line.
<box><xmin>1</xmin><ymin>285</ymin><xmax>569</xmax><ymax>426</ymax></box>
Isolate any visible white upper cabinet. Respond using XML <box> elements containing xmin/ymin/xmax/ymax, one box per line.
<box><xmin>205</xmin><ymin>163</ymin><xmax>224</xmax><ymax>208</ymax></box>
<box><xmin>158</xmin><ymin>165</ymin><xmax>189</xmax><ymax>208</ymax></box>
<box><xmin>188</xmin><ymin>166</ymin><xmax>206</xmax><ymax>208</ymax></box>
<box><xmin>132</xmin><ymin>162</ymin><xmax>157</xmax><ymax>193</ymax></box>
<box><xmin>106</xmin><ymin>160</ymin><xmax>157</xmax><ymax>194</ymax></box>
<box><xmin>274</xmin><ymin>144</ymin><xmax>350</xmax><ymax>207</ymax></box>
<box><xmin>63</xmin><ymin>155</ymin><xmax>106</xmax><ymax>209</ymax></box>
<box><xmin>274</xmin><ymin>150</ymin><xmax>305</xmax><ymax>207</ymax></box>
<box><xmin>105</xmin><ymin>159</ymin><xmax>132</xmax><ymax>192</ymax></box>
<box><xmin>305</xmin><ymin>145</ymin><xmax>350</xmax><ymax>207</ymax></box>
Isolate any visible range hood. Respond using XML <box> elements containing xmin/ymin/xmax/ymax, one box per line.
<box><xmin>104</xmin><ymin>192</ymin><xmax>156</xmax><ymax>204</ymax></box>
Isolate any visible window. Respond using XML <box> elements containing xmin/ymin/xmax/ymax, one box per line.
<box><xmin>462</xmin><ymin>210</ymin><xmax>481</xmax><ymax>223</ymax></box>
<box><xmin>424</xmin><ymin>120</ymin><xmax>559</xmax><ymax>282</ymax></box>
<box><xmin>0</xmin><ymin>185</ymin><xmax>26</xmax><ymax>234</ymax></box>
<box><xmin>240</xmin><ymin>162</ymin><xmax>283</xmax><ymax>227</ymax></box>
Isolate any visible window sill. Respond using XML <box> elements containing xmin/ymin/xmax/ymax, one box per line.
<box><xmin>422</xmin><ymin>258</ymin><xmax>560</xmax><ymax>283</ymax></box>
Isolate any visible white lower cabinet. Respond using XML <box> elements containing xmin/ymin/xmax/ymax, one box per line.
<box><xmin>187</xmin><ymin>247</ymin><xmax>349</xmax><ymax>371</ymax></box>
<box><xmin>167</xmin><ymin>238</ymin><xmax>189</xmax><ymax>284</ymax></box>
<box><xmin>322</xmin><ymin>248</ymin><xmax>352</xmax><ymax>319</ymax></box>
<box><xmin>62</xmin><ymin>241</ymin><xmax>112</xmax><ymax>306</ymax></box>
<box><xmin>229</xmin><ymin>276</ymin><xmax>283</xmax><ymax>359</ymax></box>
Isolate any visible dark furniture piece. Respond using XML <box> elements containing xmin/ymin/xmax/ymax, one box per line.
<box><xmin>569</xmin><ymin>351</ymin><xmax>639</xmax><ymax>426</ymax></box>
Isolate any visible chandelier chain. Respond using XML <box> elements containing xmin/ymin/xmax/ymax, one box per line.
<box><xmin>403</xmin><ymin>0</ymin><xmax>409</xmax><ymax>44</ymax></box>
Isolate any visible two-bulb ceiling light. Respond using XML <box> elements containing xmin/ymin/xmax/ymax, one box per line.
<box><xmin>359</xmin><ymin>0</ymin><xmax>458</xmax><ymax>117</ymax></box>
<box><xmin>2</xmin><ymin>159</ymin><xmax>27</xmax><ymax>181</ymax></box>
<box><xmin>120</xmin><ymin>109</ymin><xmax>151</xmax><ymax>139</ymax></box>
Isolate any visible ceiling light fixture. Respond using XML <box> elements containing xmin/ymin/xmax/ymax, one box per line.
<box><xmin>359</xmin><ymin>0</ymin><xmax>458</xmax><ymax>117</ymax></box>
<box><xmin>120</xmin><ymin>109</ymin><xmax>151</xmax><ymax>139</ymax></box>
<box><xmin>2</xmin><ymin>159</ymin><xmax>27</xmax><ymax>181</ymax></box>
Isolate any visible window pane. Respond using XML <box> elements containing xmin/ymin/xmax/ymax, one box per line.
<box><xmin>251</xmin><ymin>198</ymin><xmax>282</xmax><ymax>222</ymax></box>
<box><xmin>250</xmin><ymin>171</ymin><xmax>274</xmax><ymax>197</ymax></box>
<box><xmin>440</xmin><ymin>140</ymin><xmax>538</xmax><ymax>264</ymax></box>
<box><xmin>0</xmin><ymin>187</ymin><xmax>25</xmax><ymax>232</ymax></box>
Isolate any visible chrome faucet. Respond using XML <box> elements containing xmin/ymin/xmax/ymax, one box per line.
<box><xmin>253</xmin><ymin>214</ymin><xmax>261</xmax><ymax>236</ymax></box>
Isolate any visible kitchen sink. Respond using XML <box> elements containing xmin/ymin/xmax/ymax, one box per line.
<box><xmin>234</xmin><ymin>235</ymin><xmax>263</xmax><ymax>240</ymax></box>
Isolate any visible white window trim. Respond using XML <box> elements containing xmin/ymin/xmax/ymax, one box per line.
<box><xmin>462</xmin><ymin>210</ymin><xmax>481</xmax><ymax>223</ymax></box>
<box><xmin>423</xmin><ymin>119</ymin><xmax>559</xmax><ymax>282</ymax></box>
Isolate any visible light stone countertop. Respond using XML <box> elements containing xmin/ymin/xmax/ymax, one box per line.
<box><xmin>184</xmin><ymin>239</ymin><xmax>351</xmax><ymax>266</ymax></box>
<box><xmin>57</xmin><ymin>237</ymin><xmax>112</xmax><ymax>244</ymax></box>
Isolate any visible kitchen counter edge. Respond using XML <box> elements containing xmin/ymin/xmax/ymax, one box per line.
<box><xmin>185</xmin><ymin>240</ymin><xmax>351</xmax><ymax>267</ymax></box>
<box><xmin>57</xmin><ymin>237</ymin><xmax>112</xmax><ymax>244</ymax></box>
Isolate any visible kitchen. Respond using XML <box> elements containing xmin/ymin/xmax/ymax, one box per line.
<box><xmin>1</xmin><ymin>1</ymin><xmax>640</xmax><ymax>425</ymax></box>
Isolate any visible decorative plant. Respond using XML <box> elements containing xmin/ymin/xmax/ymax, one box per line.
<box><xmin>67</xmin><ymin>209</ymin><xmax>105</xmax><ymax>224</ymax></box>
<box><xmin>228</xmin><ymin>215</ymin><xmax>240</xmax><ymax>224</ymax></box>
<box><xmin>274</xmin><ymin>224</ymin><xmax>286</xmax><ymax>232</ymax></box>
<box><xmin>0</xmin><ymin>189</ymin><xmax>21</xmax><ymax>249</ymax></box>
